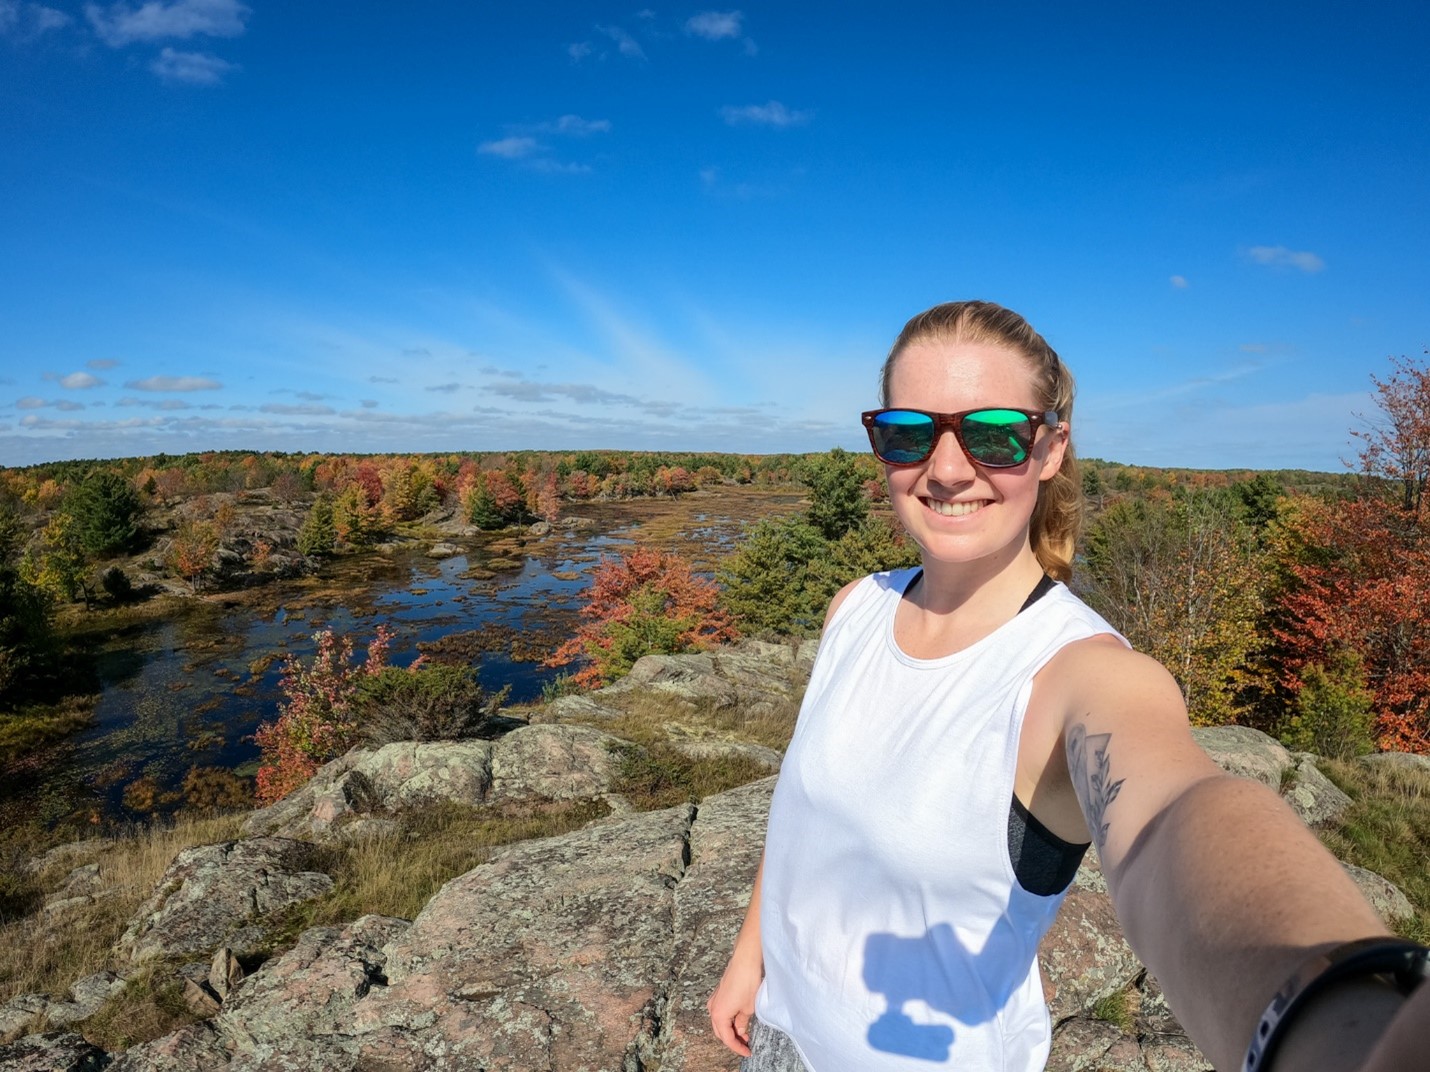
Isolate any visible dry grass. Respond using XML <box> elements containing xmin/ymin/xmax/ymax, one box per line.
<box><xmin>0</xmin><ymin>812</ymin><xmax>245</xmax><ymax>1045</ymax></box>
<box><xmin>1318</xmin><ymin>759</ymin><xmax>1430</xmax><ymax>943</ymax></box>
<box><xmin>580</xmin><ymin>687</ymin><xmax>803</xmax><ymax>755</ymax></box>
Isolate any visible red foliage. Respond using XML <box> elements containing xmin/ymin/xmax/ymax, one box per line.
<box><xmin>545</xmin><ymin>545</ymin><xmax>738</xmax><ymax>688</ymax></box>
<box><xmin>353</xmin><ymin>463</ymin><xmax>385</xmax><ymax>508</ymax></box>
<box><xmin>252</xmin><ymin>626</ymin><xmax>393</xmax><ymax>802</ymax></box>
<box><xmin>1274</xmin><ymin>497</ymin><xmax>1430</xmax><ymax>753</ymax></box>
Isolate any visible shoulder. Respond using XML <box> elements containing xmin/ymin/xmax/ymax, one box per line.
<box><xmin>1041</xmin><ymin>635</ymin><xmax>1185</xmax><ymax>718</ymax></box>
<box><xmin>821</xmin><ymin>567</ymin><xmax>917</xmax><ymax>630</ymax></box>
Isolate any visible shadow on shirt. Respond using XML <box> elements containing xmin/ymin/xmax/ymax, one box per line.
<box><xmin>862</xmin><ymin>918</ymin><xmax>1032</xmax><ymax>1062</ymax></box>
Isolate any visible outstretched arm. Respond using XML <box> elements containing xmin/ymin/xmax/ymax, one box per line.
<box><xmin>709</xmin><ymin>852</ymin><xmax>765</xmax><ymax>1056</ymax></box>
<box><xmin>1053</xmin><ymin>641</ymin><xmax>1410</xmax><ymax>1072</ymax></box>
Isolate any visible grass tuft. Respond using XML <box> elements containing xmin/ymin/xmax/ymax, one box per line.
<box><xmin>1318</xmin><ymin>759</ymin><xmax>1430</xmax><ymax>942</ymax></box>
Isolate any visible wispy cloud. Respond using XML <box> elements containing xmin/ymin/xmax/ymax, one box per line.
<box><xmin>425</xmin><ymin>383</ymin><xmax>463</xmax><ymax>393</ymax></box>
<box><xmin>596</xmin><ymin>24</ymin><xmax>645</xmax><ymax>59</ymax></box>
<box><xmin>686</xmin><ymin>11</ymin><xmax>741</xmax><ymax>39</ymax></box>
<box><xmin>720</xmin><ymin>100</ymin><xmax>811</xmax><ymax>127</ymax></box>
<box><xmin>124</xmin><ymin>374</ymin><xmax>222</xmax><ymax>391</ymax></box>
<box><xmin>478</xmin><ymin>136</ymin><xmax>540</xmax><ymax>160</ymax></box>
<box><xmin>118</xmin><ymin>396</ymin><xmax>191</xmax><ymax>410</ymax></box>
<box><xmin>0</xmin><ymin>2</ymin><xmax>71</xmax><ymax>38</ymax></box>
<box><xmin>479</xmin><ymin>116</ymin><xmax>610</xmax><ymax>172</ymax></box>
<box><xmin>1170</xmin><ymin>275</ymin><xmax>1189</xmax><ymax>289</ymax></box>
<box><xmin>15</xmin><ymin>396</ymin><xmax>85</xmax><ymax>411</ymax></box>
<box><xmin>151</xmin><ymin>46</ymin><xmax>238</xmax><ymax>84</ymax></box>
<box><xmin>685</xmin><ymin>10</ymin><xmax>756</xmax><ymax>53</ymax></box>
<box><xmin>87</xmin><ymin>358</ymin><xmax>120</xmax><ymax>370</ymax></box>
<box><xmin>369</xmin><ymin>376</ymin><xmax>399</xmax><ymax>384</ymax></box>
<box><xmin>567</xmin><ymin>41</ymin><xmax>592</xmax><ymax>61</ymax></box>
<box><xmin>260</xmin><ymin>402</ymin><xmax>336</xmax><ymax>415</ymax></box>
<box><xmin>1246</xmin><ymin>245</ymin><xmax>1325</xmax><ymax>273</ymax></box>
<box><xmin>85</xmin><ymin>0</ymin><xmax>250</xmax><ymax>47</ymax></box>
<box><xmin>62</xmin><ymin>371</ymin><xmax>105</xmax><ymax>388</ymax></box>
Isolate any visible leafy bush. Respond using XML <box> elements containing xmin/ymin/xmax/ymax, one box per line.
<box><xmin>100</xmin><ymin>565</ymin><xmax>134</xmax><ymax>603</ymax></box>
<box><xmin>1278</xmin><ymin>650</ymin><xmax>1377</xmax><ymax>759</ymax></box>
<box><xmin>546</xmin><ymin>545</ymin><xmax>737</xmax><ymax>688</ymax></box>
<box><xmin>252</xmin><ymin>626</ymin><xmax>394</xmax><ymax>802</ymax></box>
<box><xmin>353</xmin><ymin>663</ymin><xmax>509</xmax><ymax>744</ymax></box>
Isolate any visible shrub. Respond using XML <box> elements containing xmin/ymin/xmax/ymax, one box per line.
<box><xmin>252</xmin><ymin>626</ymin><xmax>393</xmax><ymax>802</ymax></box>
<box><xmin>100</xmin><ymin>566</ymin><xmax>134</xmax><ymax>603</ymax></box>
<box><xmin>297</xmin><ymin>496</ymin><xmax>337</xmax><ymax>556</ymax></box>
<box><xmin>1278</xmin><ymin>650</ymin><xmax>1377</xmax><ymax>759</ymax></box>
<box><xmin>353</xmin><ymin>664</ymin><xmax>509</xmax><ymax>744</ymax></box>
<box><xmin>546</xmin><ymin>545</ymin><xmax>737</xmax><ymax>688</ymax></box>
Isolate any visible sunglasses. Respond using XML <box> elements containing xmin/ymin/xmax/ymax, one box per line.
<box><xmin>861</xmin><ymin>407</ymin><xmax>1061</xmax><ymax>468</ymax></box>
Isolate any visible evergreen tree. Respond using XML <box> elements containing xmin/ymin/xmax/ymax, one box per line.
<box><xmin>65</xmin><ymin>470</ymin><xmax>143</xmax><ymax>555</ymax></box>
<box><xmin>297</xmin><ymin>496</ymin><xmax>337</xmax><ymax>556</ymax></box>
<box><xmin>802</xmin><ymin>448</ymin><xmax>869</xmax><ymax>541</ymax></box>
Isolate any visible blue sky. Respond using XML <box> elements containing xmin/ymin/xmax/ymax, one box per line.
<box><xmin>1</xmin><ymin>0</ymin><xmax>1426</xmax><ymax>471</ymax></box>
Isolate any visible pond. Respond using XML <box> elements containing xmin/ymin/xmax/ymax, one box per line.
<box><xmin>4</xmin><ymin>487</ymin><xmax>804</xmax><ymax>828</ymax></box>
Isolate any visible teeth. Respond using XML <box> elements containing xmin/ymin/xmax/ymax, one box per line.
<box><xmin>926</xmin><ymin>499</ymin><xmax>984</xmax><ymax>516</ymax></box>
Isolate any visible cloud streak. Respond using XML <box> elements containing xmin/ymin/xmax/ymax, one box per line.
<box><xmin>1246</xmin><ymin>245</ymin><xmax>1325</xmax><ymax>273</ymax></box>
<box><xmin>151</xmin><ymin>46</ymin><xmax>238</xmax><ymax>84</ymax></box>
<box><xmin>85</xmin><ymin>0</ymin><xmax>250</xmax><ymax>47</ymax></box>
<box><xmin>720</xmin><ymin>101</ymin><xmax>811</xmax><ymax>127</ymax></box>
<box><xmin>124</xmin><ymin>375</ymin><xmax>223</xmax><ymax>391</ymax></box>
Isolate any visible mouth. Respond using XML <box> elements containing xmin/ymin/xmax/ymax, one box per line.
<box><xmin>923</xmin><ymin>497</ymin><xmax>987</xmax><ymax>517</ymax></box>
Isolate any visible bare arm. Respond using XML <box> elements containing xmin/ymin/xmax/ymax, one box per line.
<box><xmin>708</xmin><ymin>852</ymin><xmax>764</xmax><ymax>1056</ymax></box>
<box><xmin>1054</xmin><ymin>642</ymin><xmax>1405</xmax><ymax>1072</ymax></box>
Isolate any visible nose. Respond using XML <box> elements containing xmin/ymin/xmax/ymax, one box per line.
<box><xmin>925</xmin><ymin>426</ymin><xmax>977</xmax><ymax>485</ymax></box>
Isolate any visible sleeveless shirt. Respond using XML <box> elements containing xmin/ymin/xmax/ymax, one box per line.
<box><xmin>755</xmin><ymin>567</ymin><xmax>1126</xmax><ymax>1072</ymax></box>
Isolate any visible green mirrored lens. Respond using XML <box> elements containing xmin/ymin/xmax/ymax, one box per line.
<box><xmin>962</xmin><ymin>409</ymin><xmax>1034</xmax><ymax>465</ymax></box>
<box><xmin>871</xmin><ymin>410</ymin><xmax>934</xmax><ymax>463</ymax></box>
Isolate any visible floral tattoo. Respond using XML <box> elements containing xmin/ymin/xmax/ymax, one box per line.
<box><xmin>1067</xmin><ymin>723</ymin><xmax>1124</xmax><ymax>852</ymax></box>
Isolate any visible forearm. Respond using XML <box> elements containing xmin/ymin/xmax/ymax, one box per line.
<box><xmin>1109</xmin><ymin>774</ymin><xmax>1392</xmax><ymax>1072</ymax></box>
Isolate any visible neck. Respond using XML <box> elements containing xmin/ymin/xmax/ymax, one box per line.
<box><xmin>910</xmin><ymin>538</ymin><xmax>1046</xmax><ymax>620</ymax></box>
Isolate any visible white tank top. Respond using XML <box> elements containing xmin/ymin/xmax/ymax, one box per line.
<box><xmin>755</xmin><ymin>567</ymin><xmax>1125</xmax><ymax>1072</ymax></box>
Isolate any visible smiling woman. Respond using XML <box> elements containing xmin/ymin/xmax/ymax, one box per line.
<box><xmin>708</xmin><ymin>301</ymin><xmax>1427</xmax><ymax>1072</ymax></box>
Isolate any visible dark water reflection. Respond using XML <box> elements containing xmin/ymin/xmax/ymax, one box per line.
<box><xmin>5</xmin><ymin>505</ymin><xmax>778</xmax><ymax>828</ymax></box>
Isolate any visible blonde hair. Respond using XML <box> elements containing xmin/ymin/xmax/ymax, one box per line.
<box><xmin>879</xmin><ymin>300</ymin><xmax>1082</xmax><ymax>582</ymax></box>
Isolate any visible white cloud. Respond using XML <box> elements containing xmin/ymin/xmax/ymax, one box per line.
<box><xmin>260</xmin><ymin>402</ymin><xmax>335</xmax><ymax>415</ymax></box>
<box><xmin>1246</xmin><ymin>245</ymin><xmax>1326</xmax><ymax>273</ymax></box>
<box><xmin>16</xmin><ymin>397</ymin><xmax>46</xmax><ymax>409</ymax></box>
<box><xmin>85</xmin><ymin>0</ymin><xmax>249</xmax><ymax>47</ymax></box>
<box><xmin>567</xmin><ymin>41</ymin><xmax>592</xmax><ymax>61</ymax></box>
<box><xmin>596</xmin><ymin>24</ymin><xmax>644</xmax><ymax>58</ymax></box>
<box><xmin>686</xmin><ymin>11</ymin><xmax>742</xmax><ymax>39</ymax></box>
<box><xmin>720</xmin><ymin>100</ymin><xmax>811</xmax><ymax>127</ymax></box>
<box><xmin>0</xmin><ymin>1</ymin><xmax>71</xmax><ymax>37</ymax></box>
<box><xmin>425</xmin><ymin>383</ymin><xmax>463</xmax><ymax>393</ymax></box>
<box><xmin>478</xmin><ymin>136</ymin><xmax>539</xmax><ymax>159</ymax></box>
<box><xmin>15</xmin><ymin>396</ymin><xmax>85</xmax><ymax>411</ymax></box>
<box><xmin>548</xmin><ymin>115</ymin><xmax>611</xmax><ymax>136</ymax></box>
<box><xmin>59</xmin><ymin>371</ymin><xmax>105</xmax><ymax>388</ymax></box>
<box><xmin>360</xmin><ymin>399</ymin><xmax>379</xmax><ymax>408</ymax></box>
<box><xmin>1170</xmin><ymin>275</ymin><xmax>1189</xmax><ymax>289</ymax></box>
<box><xmin>124</xmin><ymin>374</ymin><xmax>222</xmax><ymax>391</ymax></box>
<box><xmin>151</xmin><ymin>46</ymin><xmax>238</xmax><ymax>84</ymax></box>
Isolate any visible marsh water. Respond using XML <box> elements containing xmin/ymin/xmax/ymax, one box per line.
<box><xmin>7</xmin><ymin>488</ymin><xmax>803</xmax><ymax>828</ymax></box>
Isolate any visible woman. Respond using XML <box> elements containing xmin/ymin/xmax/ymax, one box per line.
<box><xmin>708</xmin><ymin>301</ymin><xmax>1426</xmax><ymax>1072</ymax></box>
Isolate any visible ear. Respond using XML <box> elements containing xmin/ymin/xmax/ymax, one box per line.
<box><xmin>1038</xmin><ymin>422</ymin><xmax>1070</xmax><ymax>483</ymax></box>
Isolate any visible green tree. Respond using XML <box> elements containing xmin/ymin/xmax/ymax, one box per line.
<box><xmin>297</xmin><ymin>496</ymin><xmax>337</xmax><ymax>556</ymax></box>
<box><xmin>0</xmin><ymin>507</ymin><xmax>55</xmax><ymax>711</ymax></box>
<box><xmin>65</xmin><ymin>470</ymin><xmax>143</xmax><ymax>555</ymax></box>
<box><xmin>1276</xmin><ymin>649</ymin><xmax>1376</xmax><ymax>759</ymax></box>
<box><xmin>719</xmin><ymin>516</ymin><xmax>830</xmax><ymax>636</ymax></box>
<box><xmin>802</xmin><ymin>448</ymin><xmax>869</xmax><ymax>541</ymax></box>
<box><xmin>21</xmin><ymin>511</ymin><xmax>91</xmax><ymax>606</ymax></box>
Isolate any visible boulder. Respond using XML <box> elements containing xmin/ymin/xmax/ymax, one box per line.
<box><xmin>41</xmin><ymin>972</ymin><xmax>127</xmax><ymax>1029</ymax></box>
<box><xmin>242</xmin><ymin>726</ymin><xmax>627</xmax><ymax>840</ymax></box>
<box><xmin>115</xmin><ymin>837</ymin><xmax>335</xmax><ymax>963</ymax></box>
<box><xmin>1039</xmin><ymin>853</ymin><xmax>1142</xmax><ymax>1020</ymax></box>
<box><xmin>1343</xmin><ymin>863</ymin><xmax>1415</xmax><ymax>924</ymax></box>
<box><xmin>1190</xmin><ymin>725</ymin><xmax>1292</xmax><ymax>788</ymax></box>
<box><xmin>426</xmin><ymin>543</ymin><xmax>462</xmax><ymax>559</ymax></box>
<box><xmin>1281</xmin><ymin>754</ymin><xmax>1353</xmax><ymax>826</ymax></box>
<box><xmin>1357</xmin><ymin>751</ymin><xmax>1430</xmax><ymax>774</ymax></box>
<box><xmin>0</xmin><ymin>1032</ymin><xmax>109</xmax><ymax>1072</ymax></box>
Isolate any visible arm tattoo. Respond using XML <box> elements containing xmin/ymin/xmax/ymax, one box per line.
<box><xmin>1067</xmin><ymin>723</ymin><xmax>1124</xmax><ymax>852</ymax></box>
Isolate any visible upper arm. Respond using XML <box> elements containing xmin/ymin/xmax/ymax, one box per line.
<box><xmin>1051</xmin><ymin>640</ymin><xmax>1223</xmax><ymax>880</ymax></box>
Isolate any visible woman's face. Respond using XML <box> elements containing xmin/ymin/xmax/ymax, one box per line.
<box><xmin>882</xmin><ymin>339</ymin><xmax>1067</xmax><ymax>569</ymax></box>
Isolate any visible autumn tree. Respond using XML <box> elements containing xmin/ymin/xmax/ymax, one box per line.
<box><xmin>1081</xmin><ymin>491</ymin><xmax>1267</xmax><ymax>725</ymax></box>
<box><xmin>168</xmin><ymin>519</ymin><xmax>220</xmax><ymax>591</ymax></box>
<box><xmin>21</xmin><ymin>511</ymin><xmax>91</xmax><ymax>606</ymax></box>
<box><xmin>545</xmin><ymin>545</ymin><xmax>738</xmax><ymax>688</ymax></box>
<box><xmin>0</xmin><ymin>502</ymin><xmax>55</xmax><ymax>710</ymax></box>
<box><xmin>1350</xmin><ymin>350</ymin><xmax>1430</xmax><ymax>516</ymax></box>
